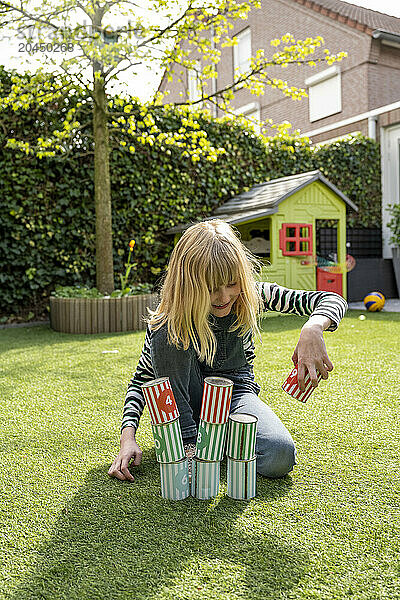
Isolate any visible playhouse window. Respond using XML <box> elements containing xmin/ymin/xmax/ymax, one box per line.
<box><xmin>241</xmin><ymin>228</ymin><xmax>270</xmax><ymax>259</ymax></box>
<box><xmin>279</xmin><ymin>223</ymin><xmax>313</xmax><ymax>256</ymax></box>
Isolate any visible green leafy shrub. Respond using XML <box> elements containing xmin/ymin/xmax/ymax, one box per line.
<box><xmin>386</xmin><ymin>203</ymin><xmax>400</xmax><ymax>247</ymax></box>
<box><xmin>313</xmin><ymin>134</ymin><xmax>381</xmax><ymax>228</ymax></box>
<box><xmin>51</xmin><ymin>286</ymin><xmax>104</xmax><ymax>298</ymax></box>
<box><xmin>51</xmin><ymin>283</ymin><xmax>153</xmax><ymax>298</ymax></box>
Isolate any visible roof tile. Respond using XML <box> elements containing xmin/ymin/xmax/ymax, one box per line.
<box><xmin>166</xmin><ymin>170</ymin><xmax>357</xmax><ymax>234</ymax></box>
<box><xmin>294</xmin><ymin>0</ymin><xmax>400</xmax><ymax>35</ymax></box>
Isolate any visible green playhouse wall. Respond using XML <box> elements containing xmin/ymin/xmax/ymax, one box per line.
<box><xmin>172</xmin><ymin>181</ymin><xmax>348</xmax><ymax>298</ymax></box>
<box><xmin>235</xmin><ymin>181</ymin><xmax>347</xmax><ymax>298</ymax></box>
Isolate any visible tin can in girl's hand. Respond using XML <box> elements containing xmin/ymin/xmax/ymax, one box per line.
<box><xmin>151</xmin><ymin>417</ymin><xmax>185</xmax><ymax>463</ymax></box>
<box><xmin>200</xmin><ymin>377</ymin><xmax>233</xmax><ymax>424</ymax></box>
<box><xmin>282</xmin><ymin>366</ymin><xmax>322</xmax><ymax>403</ymax></box>
<box><xmin>141</xmin><ymin>377</ymin><xmax>179</xmax><ymax>424</ymax></box>
<box><xmin>226</xmin><ymin>413</ymin><xmax>258</xmax><ymax>461</ymax></box>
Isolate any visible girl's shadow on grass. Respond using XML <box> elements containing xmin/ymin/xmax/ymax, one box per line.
<box><xmin>10</xmin><ymin>456</ymin><xmax>307</xmax><ymax>600</ymax></box>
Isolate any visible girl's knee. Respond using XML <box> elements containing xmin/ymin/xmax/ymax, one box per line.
<box><xmin>256</xmin><ymin>436</ymin><xmax>297</xmax><ymax>478</ymax></box>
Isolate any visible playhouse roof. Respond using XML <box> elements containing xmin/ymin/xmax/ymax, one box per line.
<box><xmin>166</xmin><ymin>170</ymin><xmax>358</xmax><ymax>234</ymax></box>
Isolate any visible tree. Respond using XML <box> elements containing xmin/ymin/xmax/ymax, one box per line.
<box><xmin>0</xmin><ymin>0</ymin><xmax>346</xmax><ymax>293</ymax></box>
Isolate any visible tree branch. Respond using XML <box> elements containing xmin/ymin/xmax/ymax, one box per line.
<box><xmin>58</xmin><ymin>59</ymin><xmax>92</xmax><ymax>94</ymax></box>
<box><xmin>0</xmin><ymin>1</ymin><xmax>64</xmax><ymax>32</ymax></box>
<box><xmin>104</xmin><ymin>55</ymin><xmax>142</xmax><ymax>80</ymax></box>
<box><xmin>163</xmin><ymin>54</ymin><xmax>335</xmax><ymax>108</ymax></box>
<box><xmin>119</xmin><ymin>1</ymin><xmax>195</xmax><ymax>49</ymax></box>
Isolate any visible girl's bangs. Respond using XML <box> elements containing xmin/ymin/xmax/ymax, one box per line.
<box><xmin>205</xmin><ymin>252</ymin><xmax>240</xmax><ymax>292</ymax></box>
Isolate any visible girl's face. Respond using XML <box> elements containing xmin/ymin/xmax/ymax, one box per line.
<box><xmin>209</xmin><ymin>282</ymin><xmax>241</xmax><ymax>317</ymax></box>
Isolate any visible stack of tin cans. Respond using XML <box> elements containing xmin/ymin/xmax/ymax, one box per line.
<box><xmin>192</xmin><ymin>376</ymin><xmax>233</xmax><ymax>500</ymax></box>
<box><xmin>141</xmin><ymin>377</ymin><xmax>190</xmax><ymax>500</ymax></box>
<box><xmin>226</xmin><ymin>413</ymin><xmax>258</xmax><ymax>500</ymax></box>
<box><xmin>141</xmin><ymin>376</ymin><xmax>258</xmax><ymax>501</ymax></box>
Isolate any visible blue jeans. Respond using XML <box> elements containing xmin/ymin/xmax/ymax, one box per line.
<box><xmin>150</xmin><ymin>321</ymin><xmax>297</xmax><ymax>478</ymax></box>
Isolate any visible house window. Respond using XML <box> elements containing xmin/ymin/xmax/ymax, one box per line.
<box><xmin>233</xmin><ymin>28</ymin><xmax>251</xmax><ymax>76</ymax></box>
<box><xmin>188</xmin><ymin>61</ymin><xmax>201</xmax><ymax>102</ymax></box>
<box><xmin>305</xmin><ymin>66</ymin><xmax>342</xmax><ymax>122</ymax></box>
<box><xmin>279</xmin><ymin>223</ymin><xmax>313</xmax><ymax>256</ymax></box>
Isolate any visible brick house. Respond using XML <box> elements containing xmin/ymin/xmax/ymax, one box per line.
<box><xmin>158</xmin><ymin>0</ymin><xmax>400</xmax><ymax>275</ymax></box>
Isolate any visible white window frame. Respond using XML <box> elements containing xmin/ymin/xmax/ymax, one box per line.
<box><xmin>234</xmin><ymin>102</ymin><xmax>261</xmax><ymax>133</ymax></box>
<box><xmin>233</xmin><ymin>28</ymin><xmax>251</xmax><ymax>76</ymax></box>
<box><xmin>188</xmin><ymin>61</ymin><xmax>201</xmax><ymax>103</ymax></box>
<box><xmin>381</xmin><ymin>123</ymin><xmax>400</xmax><ymax>258</ymax></box>
<box><xmin>305</xmin><ymin>66</ymin><xmax>342</xmax><ymax>123</ymax></box>
<box><xmin>313</xmin><ymin>131</ymin><xmax>361</xmax><ymax>147</ymax></box>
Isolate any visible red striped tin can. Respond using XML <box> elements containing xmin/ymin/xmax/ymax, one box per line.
<box><xmin>191</xmin><ymin>457</ymin><xmax>220</xmax><ymax>500</ymax></box>
<box><xmin>226</xmin><ymin>413</ymin><xmax>258</xmax><ymax>461</ymax></box>
<box><xmin>227</xmin><ymin>456</ymin><xmax>256</xmax><ymax>500</ymax></box>
<box><xmin>151</xmin><ymin>417</ymin><xmax>185</xmax><ymax>463</ymax></box>
<box><xmin>282</xmin><ymin>366</ymin><xmax>322</xmax><ymax>403</ymax></box>
<box><xmin>195</xmin><ymin>419</ymin><xmax>227</xmax><ymax>461</ymax></box>
<box><xmin>200</xmin><ymin>377</ymin><xmax>233</xmax><ymax>424</ymax></box>
<box><xmin>141</xmin><ymin>377</ymin><xmax>179</xmax><ymax>424</ymax></box>
<box><xmin>159</xmin><ymin>457</ymin><xmax>190</xmax><ymax>500</ymax></box>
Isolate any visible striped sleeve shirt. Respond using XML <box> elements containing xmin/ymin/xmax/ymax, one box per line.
<box><xmin>120</xmin><ymin>282</ymin><xmax>347</xmax><ymax>434</ymax></box>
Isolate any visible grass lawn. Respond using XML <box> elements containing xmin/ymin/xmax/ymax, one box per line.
<box><xmin>1</xmin><ymin>310</ymin><xmax>399</xmax><ymax>600</ymax></box>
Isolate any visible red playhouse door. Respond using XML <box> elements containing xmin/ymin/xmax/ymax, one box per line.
<box><xmin>316</xmin><ymin>268</ymin><xmax>342</xmax><ymax>295</ymax></box>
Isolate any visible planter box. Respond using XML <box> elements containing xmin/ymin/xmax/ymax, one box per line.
<box><xmin>50</xmin><ymin>294</ymin><xmax>159</xmax><ymax>334</ymax></box>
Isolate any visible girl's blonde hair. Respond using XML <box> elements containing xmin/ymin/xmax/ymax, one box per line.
<box><xmin>147</xmin><ymin>219</ymin><xmax>265</xmax><ymax>367</ymax></box>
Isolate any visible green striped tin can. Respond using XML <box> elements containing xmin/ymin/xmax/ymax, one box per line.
<box><xmin>191</xmin><ymin>457</ymin><xmax>220</xmax><ymax>500</ymax></box>
<box><xmin>159</xmin><ymin>457</ymin><xmax>190</xmax><ymax>500</ymax></box>
<box><xmin>226</xmin><ymin>413</ymin><xmax>258</xmax><ymax>461</ymax></box>
<box><xmin>195</xmin><ymin>419</ymin><xmax>227</xmax><ymax>461</ymax></box>
<box><xmin>227</xmin><ymin>456</ymin><xmax>257</xmax><ymax>500</ymax></box>
<box><xmin>151</xmin><ymin>417</ymin><xmax>185</xmax><ymax>463</ymax></box>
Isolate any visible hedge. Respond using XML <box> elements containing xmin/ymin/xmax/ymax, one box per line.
<box><xmin>0</xmin><ymin>65</ymin><xmax>381</xmax><ymax>317</ymax></box>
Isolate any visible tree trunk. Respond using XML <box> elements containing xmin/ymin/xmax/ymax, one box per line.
<box><xmin>93</xmin><ymin>74</ymin><xmax>114</xmax><ymax>294</ymax></box>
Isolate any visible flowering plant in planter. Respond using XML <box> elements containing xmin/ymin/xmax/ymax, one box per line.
<box><xmin>51</xmin><ymin>282</ymin><xmax>153</xmax><ymax>298</ymax></box>
<box><xmin>51</xmin><ymin>240</ymin><xmax>153</xmax><ymax>299</ymax></box>
<box><xmin>49</xmin><ymin>239</ymin><xmax>158</xmax><ymax>333</ymax></box>
<box><xmin>115</xmin><ymin>239</ymin><xmax>138</xmax><ymax>297</ymax></box>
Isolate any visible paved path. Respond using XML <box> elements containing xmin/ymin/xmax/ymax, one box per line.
<box><xmin>348</xmin><ymin>298</ymin><xmax>400</xmax><ymax>312</ymax></box>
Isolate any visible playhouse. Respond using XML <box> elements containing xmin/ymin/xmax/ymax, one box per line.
<box><xmin>166</xmin><ymin>170</ymin><xmax>358</xmax><ymax>300</ymax></box>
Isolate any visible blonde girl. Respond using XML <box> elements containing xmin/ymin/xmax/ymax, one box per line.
<box><xmin>109</xmin><ymin>219</ymin><xmax>347</xmax><ymax>482</ymax></box>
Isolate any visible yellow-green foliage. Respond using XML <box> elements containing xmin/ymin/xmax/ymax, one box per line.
<box><xmin>0</xmin><ymin>66</ymin><xmax>380</xmax><ymax>316</ymax></box>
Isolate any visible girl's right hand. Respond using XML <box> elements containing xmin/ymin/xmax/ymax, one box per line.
<box><xmin>108</xmin><ymin>433</ymin><xmax>142</xmax><ymax>483</ymax></box>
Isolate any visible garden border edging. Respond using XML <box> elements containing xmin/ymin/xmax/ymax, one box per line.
<box><xmin>50</xmin><ymin>294</ymin><xmax>159</xmax><ymax>334</ymax></box>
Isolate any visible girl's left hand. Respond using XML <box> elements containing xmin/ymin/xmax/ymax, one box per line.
<box><xmin>291</xmin><ymin>324</ymin><xmax>333</xmax><ymax>391</ymax></box>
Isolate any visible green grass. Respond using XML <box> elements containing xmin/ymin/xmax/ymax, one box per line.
<box><xmin>1</xmin><ymin>310</ymin><xmax>399</xmax><ymax>600</ymax></box>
